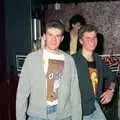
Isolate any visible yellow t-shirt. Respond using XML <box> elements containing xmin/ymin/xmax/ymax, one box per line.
<box><xmin>89</xmin><ymin>68</ymin><xmax>98</xmax><ymax>95</ymax></box>
<box><xmin>70</xmin><ymin>36</ymin><xmax>78</xmax><ymax>55</ymax></box>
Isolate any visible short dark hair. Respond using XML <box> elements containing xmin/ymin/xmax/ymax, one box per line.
<box><xmin>78</xmin><ymin>24</ymin><xmax>98</xmax><ymax>39</ymax></box>
<box><xmin>69</xmin><ymin>14</ymin><xmax>86</xmax><ymax>30</ymax></box>
<box><xmin>45</xmin><ymin>20</ymin><xmax>65</xmax><ymax>35</ymax></box>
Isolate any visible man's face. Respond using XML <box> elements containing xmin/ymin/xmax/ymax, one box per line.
<box><xmin>44</xmin><ymin>27</ymin><xmax>63</xmax><ymax>51</ymax></box>
<box><xmin>80</xmin><ymin>31</ymin><xmax>97</xmax><ymax>52</ymax></box>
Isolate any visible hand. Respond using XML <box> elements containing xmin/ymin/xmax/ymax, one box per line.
<box><xmin>100</xmin><ymin>89</ymin><xmax>114</xmax><ymax>104</ymax></box>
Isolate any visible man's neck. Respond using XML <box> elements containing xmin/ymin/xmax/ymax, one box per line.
<box><xmin>82</xmin><ymin>49</ymin><xmax>94</xmax><ymax>62</ymax></box>
<box><xmin>45</xmin><ymin>47</ymin><xmax>61</xmax><ymax>55</ymax></box>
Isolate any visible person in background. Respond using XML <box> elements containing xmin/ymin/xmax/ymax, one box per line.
<box><xmin>16</xmin><ymin>20</ymin><xmax>82</xmax><ymax>120</ymax></box>
<box><xmin>72</xmin><ymin>24</ymin><xmax>116</xmax><ymax>120</ymax></box>
<box><xmin>59</xmin><ymin>14</ymin><xmax>86</xmax><ymax>55</ymax></box>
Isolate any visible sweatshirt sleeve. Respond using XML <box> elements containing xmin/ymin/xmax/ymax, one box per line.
<box><xmin>16</xmin><ymin>55</ymin><xmax>32</xmax><ymax>120</ymax></box>
<box><xmin>70</xmin><ymin>58</ymin><xmax>82</xmax><ymax>120</ymax></box>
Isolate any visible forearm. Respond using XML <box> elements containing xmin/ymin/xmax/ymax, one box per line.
<box><xmin>108</xmin><ymin>81</ymin><xmax>116</xmax><ymax>92</ymax></box>
<box><xmin>71</xmin><ymin>62</ymin><xmax>82</xmax><ymax>120</ymax></box>
<box><xmin>71</xmin><ymin>80</ymin><xmax>82</xmax><ymax>120</ymax></box>
<box><xmin>16</xmin><ymin>97</ymin><xmax>27</xmax><ymax>120</ymax></box>
<box><xmin>16</xmin><ymin>57</ymin><xmax>31</xmax><ymax>120</ymax></box>
<box><xmin>100</xmin><ymin>82</ymin><xmax>116</xmax><ymax>104</ymax></box>
<box><xmin>16</xmin><ymin>79</ymin><xmax>29</xmax><ymax>120</ymax></box>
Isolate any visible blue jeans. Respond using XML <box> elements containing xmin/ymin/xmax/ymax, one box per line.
<box><xmin>28</xmin><ymin>116</ymin><xmax>49</xmax><ymax>120</ymax></box>
<box><xmin>83</xmin><ymin>100</ymin><xmax>106</xmax><ymax>120</ymax></box>
<box><xmin>28</xmin><ymin>116</ymin><xmax>72</xmax><ymax>120</ymax></box>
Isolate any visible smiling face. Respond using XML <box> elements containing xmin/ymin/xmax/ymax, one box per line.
<box><xmin>80</xmin><ymin>31</ymin><xmax>97</xmax><ymax>53</ymax></box>
<box><xmin>44</xmin><ymin>27</ymin><xmax>64</xmax><ymax>52</ymax></box>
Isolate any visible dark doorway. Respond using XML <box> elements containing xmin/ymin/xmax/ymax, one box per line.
<box><xmin>0</xmin><ymin>0</ymin><xmax>6</xmax><ymax>81</ymax></box>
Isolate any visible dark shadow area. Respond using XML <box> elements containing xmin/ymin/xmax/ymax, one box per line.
<box><xmin>0</xmin><ymin>76</ymin><xmax>18</xmax><ymax>120</ymax></box>
<box><xmin>100</xmin><ymin>54</ymin><xmax>120</xmax><ymax>120</ymax></box>
<box><xmin>101</xmin><ymin>77</ymin><xmax>119</xmax><ymax>120</ymax></box>
<box><xmin>0</xmin><ymin>0</ymin><xmax>6</xmax><ymax>82</ymax></box>
<box><xmin>0</xmin><ymin>65</ymin><xmax>18</xmax><ymax>120</ymax></box>
<box><xmin>95</xmin><ymin>33</ymin><xmax>104</xmax><ymax>55</ymax></box>
<box><xmin>32</xmin><ymin>0</ymin><xmax>120</xmax><ymax>5</ymax></box>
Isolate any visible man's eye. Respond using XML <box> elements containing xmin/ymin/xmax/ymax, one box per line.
<box><xmin>48</xmin><ymin>34</ymin><xmax>52</xmax><ymax>36</ymax></box>
<box><xmin>85</xmin><ymin>38</ymin><xmax>90</xmax><ymax>40</ymax></box>
<box><xmin>57</xmin><ymin>35</ymin><xmax>61</xmax><ymax>38</ymax></box>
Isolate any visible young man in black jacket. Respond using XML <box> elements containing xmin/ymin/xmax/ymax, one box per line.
<box><xmin>72</xmin><ymin>24</ymin><xmax>116</xmax><ymax>120</ymax></box>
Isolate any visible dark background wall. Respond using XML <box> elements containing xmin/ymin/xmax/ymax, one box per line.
<box><xmin>4</xmin><ymin>1</ymin><xmax>120</xmax><ymax>74</ymax></box>
<box><xmin>0</xmin><ymin>0</ymin><xmax>5</xmax><ymax>81</ymax></box>
<box><xmin>4</xmin><ymin>0</ymin><xmax>32</xmax><ymax>74</ymax></box>
<box><xmin>45</xmin><ymin>1</ymin><xmax>120</xmax><ymax>54</ymax></box>
<box><xmin>0</xmin><ymin>1</ymin><xmax>33</xmax><ymax>120</ymax></box>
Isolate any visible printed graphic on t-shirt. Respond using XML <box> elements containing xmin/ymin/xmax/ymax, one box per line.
<box><xmin>89</xmin><ymin>68</ymin><xmax>98</xmax><ymax>95</ymax></box>
<box><xmin>46</xmin><ymin>59</ymin><xmax>64</xmax><ymax>113</ymax></box>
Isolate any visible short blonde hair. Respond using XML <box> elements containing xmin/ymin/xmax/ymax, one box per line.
<box><xmin>78</xmin><ymin>24</ymin><xmax>98</xmax><ymax>39</ymax></box>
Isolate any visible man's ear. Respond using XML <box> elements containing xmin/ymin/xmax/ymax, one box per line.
<box><xmin>61</xmin><ymin>36</ymin><xmax>64</xmax><ymax>42</ymax></box>
<box><xmin>43</xmin><ymin>33</ymin><xmax>46</xmax><ymax>40</ymax></box>
<box><xmin>41</xmin><ymin>33</ymin><xmax>46</xmax><ymax>48</ymax></box>
<box><xmin>79</xmin><ymin>38</ymin><xmax>83</xmax><ymax>45</ymax></box>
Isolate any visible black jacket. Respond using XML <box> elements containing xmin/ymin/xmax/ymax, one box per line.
<box><xmin>59</xmin><ymin>32</ymin><xmax>81</xmax><ymax>53</ymax></box>
<box><xmin>72</xmin><ymin>51</ymin><xmax>116</xmax><ymax>116</ymax></box>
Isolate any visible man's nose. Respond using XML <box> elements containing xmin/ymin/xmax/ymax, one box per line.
<box><xmin>52</xmin><ymin>36</ymin><xmax>57</xmax><ymax>40</ymax></box>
